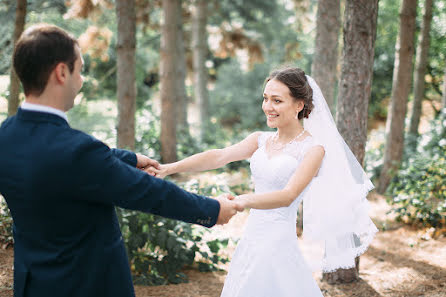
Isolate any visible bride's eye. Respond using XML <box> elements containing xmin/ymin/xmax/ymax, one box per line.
<box><xmin>263</xmin><ymin>97</ymin><xmax>267</xmax><ymax>102</ymax></box>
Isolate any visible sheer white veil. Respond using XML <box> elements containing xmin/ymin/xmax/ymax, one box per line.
<box><xmin>301</xmin><ymin>75</ymin><xmax>378</xmax><ymax>272</ymax></box>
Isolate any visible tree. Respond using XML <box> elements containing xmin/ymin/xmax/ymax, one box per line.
<box><xmin>324</xmin><ymin>0</ymin><xmax>378</xmax><ymax>284</ymax></box>
<box><xmin>378</xmin><ymin>0</ymin><xmax>418</xmax><ymax>194</ymax></box>
<box><xmin>408</xmin><ymin>0</ymin><xmax>433</xmax><ymax>139</ymax></box>
<box><xmin>116</xmin><ymin>0</ymin><xmax>137</xmax><ymax>150</ymax></box>
<box><xmin>192</xmin><ymin>0</ymin><xmax>209</xmax><ymax>138</ymax></box>
<box><xmin>7</xmin><ymin>0</ymin><xmax>27</xmax><ymax>117</ymax></box>
<box><xmin>175</xmin><ymin>1</ymin><xmax>188</xmax><ymax>131</ymax></box>
<box><xmin>311</xmin><ymin>0</ymin><xmax>340</xmax><ymax>114</ymax></box>
<box><xmin>160</xmin><ymin>0</ymin><xmax>181</xmax><ymax>163</ymax></box>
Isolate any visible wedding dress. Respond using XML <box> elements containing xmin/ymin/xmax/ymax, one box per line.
<box><xmin>220</xmin><ymin>131</ymin><xmax>324</xmax><ymax>297</ymax></box>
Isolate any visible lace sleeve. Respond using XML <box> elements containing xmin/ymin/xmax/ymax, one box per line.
<box><xmin>301</xmin><ymin>137</ymin><xmax>325</xmax><ymax>157</ymax></box>
<box><xmin>257</xmin><ymin>131</ymin><xmax>273</xmax><ymax>148</ymax></box>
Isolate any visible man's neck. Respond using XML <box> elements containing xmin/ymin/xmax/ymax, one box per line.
<box><xmin>22</xmin><ymin>99</ymin><xmax>68</xmax><ymax>122</ymax></box>
<box><xmin>25</xmin><ymin>93</ymin><xmax>65</xmax><ymax>113</ymax></box>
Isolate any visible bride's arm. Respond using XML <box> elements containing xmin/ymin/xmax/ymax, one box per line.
<box><xmin>236</xmin><ymin>145</ymin><xmax>325</xmax><ymax>209</ymax></box>
<box><xmin>151</xmin><ymin>132</ymin><xmax>261</xmax><ymax>178</ymax></box>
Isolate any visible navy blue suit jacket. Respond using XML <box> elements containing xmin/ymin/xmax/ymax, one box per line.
<box><xmin>0</xmin><ymin>109</ymin><xmax>220</xmax><ymax>297</ymax></box>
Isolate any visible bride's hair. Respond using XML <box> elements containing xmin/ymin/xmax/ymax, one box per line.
<box><xmin>265</xmin><ymin>67</ymin><xmax>314</xmax><ymax>120</ymax></box>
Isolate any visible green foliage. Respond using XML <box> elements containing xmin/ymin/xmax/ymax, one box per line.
<box><xmin>135</xmin><ymin>105</ymin><xmax>161</xmax><ymax>161</ymax></box>
<box><xmin>210</xmin><ymin>60</ymin><xmax>270</xmax><ymax>131</ymax></box>
<box><xmin>364</xmin><ymin>129</ymin><xmax>386</xmax><ymax>183</ymax></box>
<box><xmin>388</xmin><ymin>109</ymin><xmax>446</xmax><ymax>228</ymax></box>
<box><xmin>117</xmin><ymin>180</ymin><xmax>232</xmax><ymax>285</ymax></box>
<box><xmin>0</xmin><ymin>196</ymin><xmax>13</xmax><ymax>246</ymax></box>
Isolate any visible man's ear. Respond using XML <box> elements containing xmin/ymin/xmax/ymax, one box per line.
<box><xmin>53</xmin><ymin>63</ymin><xmax>68</xmax><ymax>84</ymax></box>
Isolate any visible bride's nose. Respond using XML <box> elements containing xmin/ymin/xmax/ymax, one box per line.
<box><xmin>263</xmin><ymin>99</ymin><xmax>273</xmax><ymax>112</ymax></box>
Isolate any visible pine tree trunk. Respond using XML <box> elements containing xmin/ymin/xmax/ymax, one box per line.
<box><xmin>378</xmin><ymin>0</ymin><xmax>418</xmax><ymax>194</ymax></box>
<box><xmin>8</xmin><ymin>0</ymin><xmax>27</xmax><ymax>117</ymax></box>
<box><xmin>311</xmin><ymin>0</ymin><xmax>340</xmax><ymax>114</ymax></box>
<box><xmin>192</xmin><ymin>0</ymin><xmax>209</xmax><ymax>139</ymax></box>
<box><xmin>175</xmin><ymin>0</ymin><xmax>188</xmax><ymax>131</ymax></box>
<box><xmin>408</xmin><ymin>0</ymin><xmax>433</xmax><ymax>138</ymax></box>
<box><xmin>160</xmin><ymin>0</ymin><xmax>179</xmax><ymax>163</ymax></box>
<box><xmin>116</xmin><ymin>0</ymin><xmax>136</xmax><ymax>150</ymax></box>
<box><xmin>323</xmin><ymin>0</ymin><xmax>378</xmax><ymax>283</ymax></box>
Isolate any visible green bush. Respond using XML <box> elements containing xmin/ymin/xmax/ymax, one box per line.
<box><xmin>0</xmin><ymin>196</ymin><xmax>13</xmax><ymax>246</ymax></box>
<box><xmin>117</xmin><ymin>180</ymin><xmax>233</xmax><ymax>285</ymax></box>
<box><xmin>388</xmin><ymin>109</ymin><xmax>446</xmax><ymax>228</ymax></box>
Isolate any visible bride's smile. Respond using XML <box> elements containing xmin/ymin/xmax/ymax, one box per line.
<box><xmin>263</xmin><ymin>79</ymin><xmax>303</xmax><ymax>130</ymax></box>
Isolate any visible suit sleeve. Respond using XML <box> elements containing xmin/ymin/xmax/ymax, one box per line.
<box><xmin>72</xmin><ymin>137</ymin><xmax>220</xmax><ymax>227</ymax></box>
<box><xmin>110</xmin><ymin>148</ymin><xmax>137</xmax><ymax>167</ymax></box>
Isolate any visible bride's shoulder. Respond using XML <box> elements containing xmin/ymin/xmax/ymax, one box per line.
<box><xmin>255</xmin><ymin>131</ymin><xmax>274</xmax><ymax>146</ymax></box>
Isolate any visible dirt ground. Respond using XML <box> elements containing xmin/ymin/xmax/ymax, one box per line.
<box><xmin>1</xmin><ymin>192</ymin><xmax>445</xmax><ymax>297</ymax></box>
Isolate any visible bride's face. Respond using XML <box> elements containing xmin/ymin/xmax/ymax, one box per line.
<box><xmin>262</xmin><ymin>79</ymin><xmax>302</xmax><ymax>129</ymax></box>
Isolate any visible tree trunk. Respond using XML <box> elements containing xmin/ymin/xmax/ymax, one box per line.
<box><xmin>408</xmin><ymin>0</ymin><xmax>433</xmax><ymax>139</ymax></box>
<box><xmin>116</xmin><ymin>0</ymin><xmax>136</xmax><ymax>150</ymax></box>
<box><xmin>311</xmin><ymin>0</ymin><xmax>340</xmax><ymax>115</ymax></box>
<box><xmin>175</xmin><ymin>0</ymin><xmax>188</xmax><ymax>131</ymax></box>
<box><xmin>160</xmin><ymin>0</ymin><xmax>180</xmax><ymax>163</ymax></box>
<box><xmin>323</xmin><ymin>0</ymin><xmax>378</xmax><ymax>283</ymax></box>
<box><xmin>7</xmin><ymin>0</ymin><xmax>27</xmax><ymax>117</ymax></box>
<box><xmin>192</xmin><ymin>0</ymin><xmax>210</xmax><ymax>139</ymax></box>
<box><xmin>378</xmin><ymin>0</ymin><xmax>418</xmax><ymax>194</ymax></box>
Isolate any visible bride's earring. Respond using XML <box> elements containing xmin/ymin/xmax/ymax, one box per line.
<box><xmin>295</xmin><ymin>111</ymin><xmax>299</xmax><ymax>120</ymax></box>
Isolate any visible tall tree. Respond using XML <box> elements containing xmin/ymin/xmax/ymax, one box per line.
<box><xmin>408</xmin><ymin>0</ymin><xmax>433</xmax><ymax>139</ymax></box>
<box><xmin>311</xmin><ymin>0</ymin><xmax>341</xmax><ymax>114</ymax></box>
<box><xmin>116</xmin><ymin>0</ymin><xmax>137</xmax><ymax>150</ymax></box>
<box><xmin>160</xmin><ymin>0</ymin><xmax>181</xmax><ymax>163</ymax></box>
<box><xmin>175</xmin><ymin>1</ymin><xmax>188</xmax><ymax>130</ymax></box>
<box><xmin>7</xmin><ymin>0</ymin><xmax>27</xmax><ymax>117</ymax></box>
<box><xmin>378</xmin><ymin>0</ymin><xmax>418</xmax><ymax>194</ymax></box>
<box><xmin>324</xmin><ymin>0</ymin><xmax>378</xmax><ymax>284</ymax></box>
<box><xmin>192</xmin><ymin>0</ymin><xmax>209</xmax><ymax>138</ymax></box>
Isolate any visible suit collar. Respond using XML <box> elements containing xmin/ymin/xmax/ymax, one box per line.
<box><xmin>16</xmin><ymin>108</ymin><xmax>70</xmax><ymax>127</ymax></box>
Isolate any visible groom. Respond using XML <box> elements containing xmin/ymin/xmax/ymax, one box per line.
<box><xmin>0</xmin><ymin>24</ymin><xmax>240</xmax><ymax>297</ymax></box>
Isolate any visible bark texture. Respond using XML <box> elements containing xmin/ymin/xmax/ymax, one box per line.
<box><xmin>160</xmin><ymin>0</ymin><xmax>180</xmax><ymax>163</ymax></box>
<box><xmin>408</xmin><ymin>0</ymin><xmax>433</xmax><ymax>136</ymax></box>
<box><xmin>378</xmin><ymin>0</ymin><xmax>418</xmax><ymax>194</ymax></box>
<box><xmin>8</xmin><ymin>0</ymin><xmax>27</xmax><ymax>116</ymax></box>
<box><xmin>192</xmin><ymin>0</ymin><xmax>209</xmax><ymax>138</ymax></box>
<box><xmin>116</xmin><ymin>0</ymin><xmax>136</xmax><ymax>150</ymax></box>
<box><xmin>311</xmin><ymin>0</ymin><xmax>341</xmax><ymax>114</ymax></box>
<box><xmin>324</xmin><ymin>0</ymin><xmax>378</xmax><ymax>283</ymax></box>
<box><xmin>175</xmin><ymin>1</ymin><xmax>188</xmax><ymax>130</ymax></box>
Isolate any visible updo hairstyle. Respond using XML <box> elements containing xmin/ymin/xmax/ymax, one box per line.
<box><xmin>265</xmin><ymin>67</ymin><xmax>314</xmax><ymax>120</ymax></box>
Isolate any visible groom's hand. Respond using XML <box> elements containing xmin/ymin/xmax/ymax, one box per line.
<box><xmin>136</xmin><ymin>154</ymin><xmax>160</xmax><ymax>175</ymax></box>
<box><xmin>215</xmin><ymin>194</ymin><xmax>241</xmax><ymax>225</ymax></box>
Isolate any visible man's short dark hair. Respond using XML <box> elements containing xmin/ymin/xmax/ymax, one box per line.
<box><xmin>13</xmin><ymin>24</ymin><xmax>79</xmax><ymax>96</ymax></box>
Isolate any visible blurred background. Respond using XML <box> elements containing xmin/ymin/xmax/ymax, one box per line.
<box><xmin>0</xmin><ymin>0</ymin><xmax>445</xmax><ymax>296</ymax></box>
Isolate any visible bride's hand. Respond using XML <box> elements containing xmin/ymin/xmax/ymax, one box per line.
<box><xmin>144</xmin><ymin>164</ymin><xmax>171</xmax><ymax>178</ymax></box>
<box><xmin>233</xmin><ymin>194</ymin><xmax>248</xmax><ymax>211</ymax></box>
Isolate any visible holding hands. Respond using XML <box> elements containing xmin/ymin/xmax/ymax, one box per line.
<box><xmin>139</xmin><ymin>157</ymin><xmax>244</xmax><ymax>225</ymax></box>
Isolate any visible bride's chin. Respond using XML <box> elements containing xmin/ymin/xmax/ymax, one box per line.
<box><xmin>266</xmin><ymin>122</ymin><xmax>277</xmax><ymax>128</ymax></box>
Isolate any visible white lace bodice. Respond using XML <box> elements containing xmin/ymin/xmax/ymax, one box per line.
<box><xmin>247</xmin><ymin>132</ymin><xmax>319</xmax><ymax>226</ymax></box>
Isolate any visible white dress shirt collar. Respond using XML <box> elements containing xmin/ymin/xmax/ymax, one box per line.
<box><xmin>21</xmin><ymin>102</ymin><xmax>68</xmax><ymax>122</ymax></box>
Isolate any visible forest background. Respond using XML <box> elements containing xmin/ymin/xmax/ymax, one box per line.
<box><xmin>0</xmin><ymin>0</ymin><xmax>445</xmax><ymax>296</ymax></box>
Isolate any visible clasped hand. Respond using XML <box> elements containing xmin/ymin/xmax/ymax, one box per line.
<box><xmin>136</xmin><ymin>155</ymin><xmax>244</xmax><ymax>225</ymax></box>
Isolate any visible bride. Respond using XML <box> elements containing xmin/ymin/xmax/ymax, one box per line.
<box><xmin>148</xmin><ymin>67</ymin><xmax>378</xmax><ymax>296</ymax></box>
